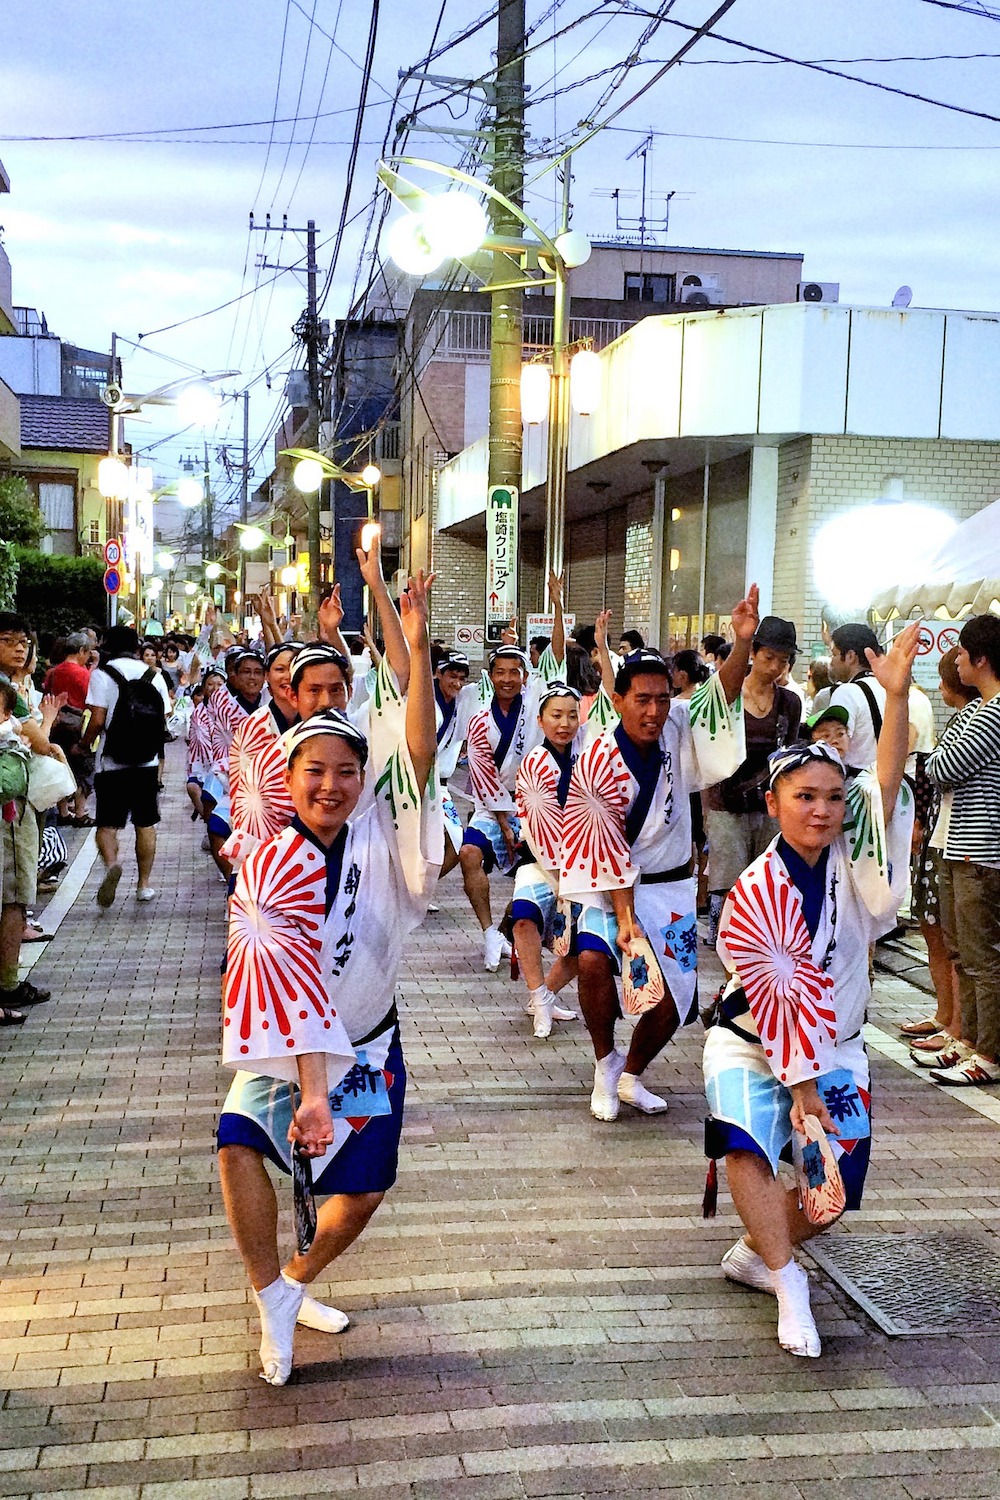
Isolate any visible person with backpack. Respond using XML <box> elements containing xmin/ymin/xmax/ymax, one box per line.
<box><xmin>828</xmin><ymin>624</ymin><xmax>887</xmax><ymax>772</ymax></box>
<box><xmin>85</xmin><ymin>626</ymin><xmax>170</xmax><ymax>909</ymax></box>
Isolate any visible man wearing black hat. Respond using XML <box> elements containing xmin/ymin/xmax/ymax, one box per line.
<box><xmin>703</xmin><ymin>615</ymin><xmax>802</xmax><ymax>922</ymax></box>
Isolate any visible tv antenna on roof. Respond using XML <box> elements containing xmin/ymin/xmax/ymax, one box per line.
<box><xmin>892</xmin><ymin>285</ymin><xmax>913</xmax><ymax>308</ymax></box>
<box><xmin>594</xmin><ymin>133</ymin><xmax>675</xmax><ymax>246</ymax></box>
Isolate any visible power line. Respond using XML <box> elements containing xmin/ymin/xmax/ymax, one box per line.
<box><xmin>640</xmin><ymin>12</ymin><xmax>1000</xmax><ymax>128</ymax></box>
<box><xmin>526</xmin><ymin>0</ymin><xmax>741</xmax><ymax>185</ymax></box>
<box><xmin>600</xmin><ymin>122</ymin><xmax>1000</xmax><ymax>150</ymax></box>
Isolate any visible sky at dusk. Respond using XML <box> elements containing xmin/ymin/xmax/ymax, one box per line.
<box><xmin>2</xmin><ymin>0</ymin><xmax>999</xmax><ymax>508</ymax></box>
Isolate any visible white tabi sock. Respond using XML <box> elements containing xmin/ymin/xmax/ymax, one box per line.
<box><xmin>253</xmin><ymin>1275</ymin><xmax>304</xmax><ymax>1385</ymax></box>
<box><xmin>282</xmin><ymin>1271</ymin><xmax>350</xmax><ymax>1334</ymax></box>
<box><xmin>772</xmin><ymin>1259</ymin><xmax>821</xmax><ymax>1358</ymax></box>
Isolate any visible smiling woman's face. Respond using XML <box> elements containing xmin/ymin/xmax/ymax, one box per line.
<box><xmin>285</xmin><ymin>734</ymin><xmax>364</xmax><ymax>843</ymax></box>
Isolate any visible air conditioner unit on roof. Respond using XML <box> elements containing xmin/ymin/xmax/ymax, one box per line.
<box><xmin>797</xmin><ymin>281</ymin><xmax>840</xmax><ymax>303</ymax></box>
<box><xmin>680</xmin><ymin>272</ymin><xmax>724</xmax><ymax>306</ymax></box>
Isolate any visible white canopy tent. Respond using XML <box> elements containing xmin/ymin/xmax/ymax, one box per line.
<box><xmin>871</xmin><ymin>496</ymin><xmax>1000</xmax><ymax>619</ymax></box>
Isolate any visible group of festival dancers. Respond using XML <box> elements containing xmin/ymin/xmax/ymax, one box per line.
<box><xmin>184</xmin><ymin>537</ymin><xmax>920</xmax><ymax>1381</ymax></box>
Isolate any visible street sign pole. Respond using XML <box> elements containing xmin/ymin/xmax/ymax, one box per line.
<box><xmin>486</xmin><ymin>484</ymin><xmax>519</xmax><ymax>646</ymax></box>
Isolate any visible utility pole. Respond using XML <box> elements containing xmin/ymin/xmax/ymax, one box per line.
<box><xmin>239</xmin><ymin>389</ymin><xmax>250</xmax><ymax>615</ymax></box>
<box><xmin>302</xmin><ymin>221</ymin><xmax>322</xmax><ymax>623</ymax></box>
<box><xmin>251</xmin><ymin>214</ymin><xmax>325</xmax><ymax>622</ymax></box>
<box><xmin>203</xmin><ymin>439</ymin><xmax>213</xmax><ymax>567</ymax></box>
<box><xmin>544</xmin><ymin>164</ymin><xmax>572</xmax><ymax>584</ymax></box>
<box><xmin>485</xmin><ymin>0</ymin><xmax>526</xmax><ymax>645</ymax></box>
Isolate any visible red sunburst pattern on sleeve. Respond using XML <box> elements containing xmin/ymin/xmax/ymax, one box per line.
<box><xmin>466</xmin><ymin>708</ymin><xmax>506</xmax><ymax>806</ymax></box>
<box><xmin>223</xmin><ymin>832</ymin><xmax>330</xmax><ymax>1063</ymax></box>
<box><xmin>516</xmin><ymin>745</ymin><xmax>563</xmax><ymax>870</ymax></box>
<box><xmin>559</xmin><ymin>735</ymin><xmax>634</xmax><ymax>890</ymax></box>
<box><xmin>231</xmin><ymin>734</ymin><xmax>294</xmax><ymax>841</ymax></box>
<box><xmin>719</xmin><ymin>856</ymin><xmax>838</xmax><ymax>1084</ymax></box>
<box><xmin>229</xmin><ymin>709</ymin><xmax>276</xmax><ymax>806</ymax></box>
<box><xmin>187</xmin><ymin>704</ymin><xmax>211</xmax><ymax>773</ymax></box>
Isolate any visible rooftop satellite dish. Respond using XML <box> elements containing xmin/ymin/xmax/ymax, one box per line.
<box><xmin>892</xmin><ymin>285</ymin><xmax>913</xmax><ymax>309</ymax></box>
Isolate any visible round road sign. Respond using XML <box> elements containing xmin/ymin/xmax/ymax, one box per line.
<box><xmin>103</xmin><ymin>567</ymin><xmax>122</xmax><ymax>596</ymax></box>
<box><xmin>104</xmin><ymin>538</ymin><xmax>122</xmax><ymax>567</ymax></box>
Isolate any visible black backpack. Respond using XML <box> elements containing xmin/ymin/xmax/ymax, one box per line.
<box><xmin>101</xmin><ymin>662</ymin><xmax>166</xmax><ymax>765</ymax></box>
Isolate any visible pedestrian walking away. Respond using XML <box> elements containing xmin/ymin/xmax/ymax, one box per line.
<box><xmin>702</xmin><ymin>621</ymin><xmax>919</xmax><ymax>1358</ymax></box>
<box><xmin>84</xmin><ymin>625</ymin><xmax>171</xmax><ymax>909</ymax></box>
<box><xmin>216</xmin><ymin>569</ymin><xmax>443</xmax><ymax>1386</ymax></box>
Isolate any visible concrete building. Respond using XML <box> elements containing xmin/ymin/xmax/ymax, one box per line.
<box><xmin>394</xmin><ymin>240</ymin><xmax>814</xmax><ymax>641</ymax></box>
<box><xmin>435</xmin><ymin>301</ymin><xmax>1000</xmax><ymax>655</ymax></box>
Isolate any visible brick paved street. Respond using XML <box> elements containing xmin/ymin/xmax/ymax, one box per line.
<box><xmin>2</xmin><ymin>746</ymin><xmax>1000</xmax><ymax>1499</ymax></box>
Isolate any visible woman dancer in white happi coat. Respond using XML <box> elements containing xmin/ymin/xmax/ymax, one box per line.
<box><xmin>217</xmin><ymin>570</ymin><xmax>443</xmax><ymax>1385</ymax></box>
<box><xmin>703</xmin><ymin>622</ymin><xmax>919</xmax><ymax>1358</ymax></box>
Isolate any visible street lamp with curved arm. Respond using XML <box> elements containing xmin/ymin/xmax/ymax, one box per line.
<box><xmin>377</xmin><ymin>157</ymin><xmax>591</xmax><ymax>580</ymax></box>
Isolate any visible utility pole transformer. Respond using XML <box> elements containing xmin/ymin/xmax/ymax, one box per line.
<box><xmin>486</xmin><ymin>0</ymin><xmax>526</xmax><ymax>646</ymax></box>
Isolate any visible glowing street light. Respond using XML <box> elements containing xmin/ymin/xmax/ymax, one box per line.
<box><xmin>377</xmin><ymin>155</ymin><xmax>594</xmax><ymax>582</ymax></box>
<box><xmin>205</xmin><ymin>561</ymin><xmax>223</xmax><ymax>581</ymax></box>
<box><xmin>520</xmin><ymin>364</ymin><xmax>551</xmax><ymax>426</ymax></box>
<box><xmin>279</xmin><ymin>564</ymin><xmax>299</xmax><ymax>589</ymax></box>
<box><xmin>174</xmin><ymin>383</ymin><xmax>222</xmax><ymax>428</ymax></box>
<box><xmin>239</xmin><ymin>525</ymin><xmax>267</xmax><ymax>551</ymax></box>
<box><xmin>569</xmin><ymin>348</ymin><xmax>602</xmax><ymax>417</ymax></box>
<box><xmin>156</xmin><ymin>552</ymin><xmax>176</xmax><ymax>571</ymax></box>
<box><xmin>176</xmin><ymin>476</ymin><xmax>205</xmax><ymax>508</ymax></box>
<box><xmin>184</xmin><ymin>581</ymin><xmax>198</xmax><ymax>596</ymax></box>
<box><xmin>97</xmin><ymin>457</ymin><xmax>130</xmax><ymax>500</ymax></box>
<box><xmin>293</xmin><ymin>457</ymin><xmax>325</xmax><ymax>494</ymax></box>
<box><xmin>360</xmin><ymin>463</ymin><xmax>382</xmax><ymax>487</ymax></box>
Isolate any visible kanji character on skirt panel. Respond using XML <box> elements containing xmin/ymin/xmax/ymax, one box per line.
<box><xmin>702</xmin><ymin>622</ymin><xmax>920</xmax><ymax>1360</ymax></box>
<box><xmin>216</xmin><ymin>560</ymin><xmax>443</xmax><ymax>1386</ymax></box>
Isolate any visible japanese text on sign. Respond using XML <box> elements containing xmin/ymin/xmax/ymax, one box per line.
<box><xmin>486</xmin><ymin>484</ymin><xmax>519</xmax><ymax>645</ymax></box>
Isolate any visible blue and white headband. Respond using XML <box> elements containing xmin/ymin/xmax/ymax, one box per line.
<box><xmin>264</xmin><ymin>641</ymin><xmax>305</xmax><ymax>671</ymax></box>
<box><xmin>539</xmin><ymin>679</ymin><xmax>581</xmax><ymax>708</ymax></box>
<box><xmin>284</xmin><ymin>709</ymin><xmax>369</xmax><ymax>768</ymax></box>
<box><xmin>768</xmin><ymin>741</ymin><xmax>845</xmax><ymax>788</ymax></box>
<box><xmin>289</xmin><ymin>644</ymin><xmax>351</xmax><ymax>688</ymax></box>
<box><xmin>488</xmin><ymin>646</ymin><xmax>530</xmax><ymax>671</ymax></box>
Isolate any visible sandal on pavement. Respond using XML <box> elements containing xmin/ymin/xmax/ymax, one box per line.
<box><xmin>22</xmin><ymin>925</ymin><xmax>52</xmax><ymax>943</ymax></box>
<box><xmin>900</xmin><ymin>1015</ymin><xmax>946</xmax><ymax>1038</ymax></box>
<box><xmin>0</xmin><ymin>1007</ymin><xmax>26</xmax><ymax>1027</ymax></box>
<box><xmin>909</xmin><ymin>1030</ymin><xmax>949</xmax><ymax>1053</ymax></box>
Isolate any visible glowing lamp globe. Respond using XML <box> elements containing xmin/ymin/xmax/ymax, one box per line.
<box><xmin>147</xmin><ymin>577</ymin><xmax>164</xmax><ymax>596</ymax></box>
<box><xmin>184</xmin><ymin>582</ymin><xmax>198</xmax><ymax>596</ymax></box>
<box><xmin>554</xmin><ymin>229</ymin><xmax>591</xmax><ymax>269</ymax></box>
<box><xmin>205</xmin><ymin>562</ymin><xmax>223</xmax><ymax>581</ymax></box>
<box><xmin>98</xmin><ymin>457</ymin><xmax>130</xmax><ymax>499</ymax></box>
<box><xmin>570</xmin><ymin>349</ymin><xmax>602</xmax><ymax>416</ymax></box>
<box><xmin>386</xmin><ymin>213</ymin><xmax>445</xmax><ymax>277</ymax></box>
<box><xmin>520</xmin><ymin>363</ymin><xmax>550</xmax><ymax>425</ymax></box>
<box><xmin>279</xmin><ymin>565</ymin><xmax>298</xmax><ymax>588</ymax></box>
<box><xmin>360</xmin><ymin>463</ymin><xmax>382</xmax><ymax>487</ymax></box>
<box><xmin>175</xmin><ymin>383</ymin><xmax>220</xmax><ymax>427</ymax></box>
<box><xmin>239</xmin><ymin>525</ymin><xmax>267</xmax><ymax>551</ymax></box>
<box><xmin>156</xmin><ymin>552</ymin><xmax>176</xmax><ymax>571</ymax></box>
<box><xmin>361</xmin><ymin>521</ymin><xmax>380</xmax><ymax>552</ymax></box>
<box><xmin>422</xmin><ymin>193</ymin><xmax>488</xmax><ymax>259</ymax></box>
<box><xmin>176</xmin><ymin>477</ymin><xmax>204</xmax><ymax>507</ymax></box>
<box><xmin>293</xmin><ymin>457</ymin><xmax>324</xmax><ymax>494</ymax></box>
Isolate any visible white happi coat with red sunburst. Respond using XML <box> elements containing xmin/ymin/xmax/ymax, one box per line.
<box><xmin>222</xmin><ymin>664</ymin><xmax>445</xmax><ymax>1087</ymax></box>
<box><xmin>704</xmin><ymin>767</ymin><xmax>913</xmax><ymax>1173</ymax></box>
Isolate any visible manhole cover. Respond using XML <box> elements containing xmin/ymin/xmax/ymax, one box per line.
<box><xmin>806</xmin><ymin>1231</ymin><xmax>1000</xmax><ymax>1335</ymax></box>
